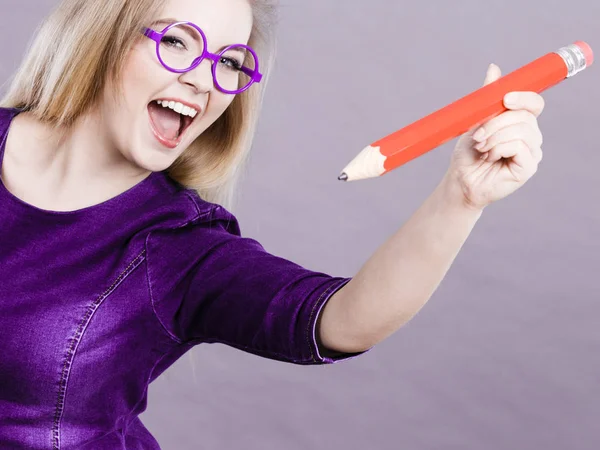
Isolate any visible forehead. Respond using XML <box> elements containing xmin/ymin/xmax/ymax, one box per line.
<box><xmin>155</xmin><ymin>0</ymin><xmax>253</xmax><ymax>45</ymax></box>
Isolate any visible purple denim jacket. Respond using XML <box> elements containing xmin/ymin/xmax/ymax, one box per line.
<box><xmin>0</xmin><ymin>107</ymin><xmax>366</xmax><ymax>449</ymax></box>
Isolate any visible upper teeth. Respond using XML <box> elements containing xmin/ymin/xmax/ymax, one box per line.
<box><xmin>156</xmin><ymin>100</ymin><xmax>198</xmax><ymax>118</ymax></box>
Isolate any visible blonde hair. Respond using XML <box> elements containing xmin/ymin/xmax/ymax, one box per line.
<box><xmin>0</xmin><ymin>0</ymin><xmax>279</xmax><ymax>212</ymax></box>
<box><xmin>0</xmin><ymin>0</ymin><xmax>279</xmax><ymax>383</ymax></box>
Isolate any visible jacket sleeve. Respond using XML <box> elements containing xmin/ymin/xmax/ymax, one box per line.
<box><xmin>146</xmin><ymin>205</ymin><xmax>370</xmax><ymax>365</ymax></box>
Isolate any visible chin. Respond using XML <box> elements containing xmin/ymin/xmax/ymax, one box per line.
<box><xmin>125</xmin><ymin>138</ymin><xmax>173</xmax><ymax>174</ymax></box>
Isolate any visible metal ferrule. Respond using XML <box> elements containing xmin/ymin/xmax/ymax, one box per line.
<box><xmin>554</xmin><ymin>44</ymin><xmax>588</xmax><ymax>77</ymax></box>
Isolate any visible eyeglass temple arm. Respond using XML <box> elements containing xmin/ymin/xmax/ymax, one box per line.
<box><xmin>243</xmin><ymin>67</ymin><xmax>262</xmax><ymax>81</ymax></box>
<box><xmin>143</xmin><ymin>28</ymin><xmax>160</xmax><ymax>42</ymax></box>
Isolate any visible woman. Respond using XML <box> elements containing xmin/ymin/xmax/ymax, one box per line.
<box><xmin>0</xmin><ymin>0</ymin><xmax>545</xmax><ymax>448</ymax></box>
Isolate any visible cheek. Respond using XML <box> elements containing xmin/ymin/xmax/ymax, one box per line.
<box><xmin>121</xmin><ymin>47</ymin><xmax>162</xmax><ymax>108</ymax></box>
<box><xmin>111</xmin><ymin>47</ymin><xmax>170</xmax><ymax>143</ymax></box>
<box><xmin>97</xmin><ymin>52</ymin><xmax>152</xmax><ymax>155</ymax></box>
<box><xmin>199</xmin><ymin>95</ymin><xmax>236</xmax><ymax>130</ymax></box>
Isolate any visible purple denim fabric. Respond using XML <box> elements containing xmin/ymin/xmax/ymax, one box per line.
<box><xmin>0</xmin><ymin>107</ymin><xmax>366</xmax><ymax>449</ymax></box>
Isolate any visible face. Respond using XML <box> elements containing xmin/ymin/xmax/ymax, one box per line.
<box><xmin>98</xmin><ymin>0</ymin><xmax>254</xmax><ymax>173</ymax></box>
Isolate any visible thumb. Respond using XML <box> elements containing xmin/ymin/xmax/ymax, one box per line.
<box><xmin>461</xmin><ymin>64</ymin><xmax>503</xmax><ymax>139</ymax></box>
<box><xmin>483</xmin><ymin>63</ymin><xmax>502</xmax><ymax>86</ymax></box>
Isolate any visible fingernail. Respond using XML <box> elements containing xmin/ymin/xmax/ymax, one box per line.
<box><xmin>504</xmin><ymin>92</ymin><xmax>518</xmax><ymax>106</ymax></box>
<box><xmin>473</xmin><ymin>128</ymin><xmax>486</xmax><ymax>142</ymax></box>
<box><xmin>474</xmin><ymin>140</ymin><xmax>486</xmax><ymax>150</ymax></box>
<box><xmin>480</xmin><ymin>153</ymin><xmax>489</xmax><ymax>160</ymax></box>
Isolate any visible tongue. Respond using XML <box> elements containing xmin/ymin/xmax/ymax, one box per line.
<box><xmin>148</xmin><ymin>102</ymin><xmax>182</xmax><ymax>140</ymax></box>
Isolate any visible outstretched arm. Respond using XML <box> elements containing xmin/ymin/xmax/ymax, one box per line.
<box><xmin>318</xmin><ymin>64</ymin><xmax>545</xmax><ymax>354</ymax></box>
<box><xmin>318</xmin><ymin>173</ymin><xmax>482</xmax><ymax>353</ymax></box>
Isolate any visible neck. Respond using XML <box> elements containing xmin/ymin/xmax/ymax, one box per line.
<box><xmin>5</xmin><ymin>108</ymin><xmax>152</xmax><ymax>211</ymax></box>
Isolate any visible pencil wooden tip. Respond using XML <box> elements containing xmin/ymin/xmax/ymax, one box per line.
<box><xmin>337</xmin><ymin>172</ymin><xmax>348</xmax><ymax>181</ymax></box>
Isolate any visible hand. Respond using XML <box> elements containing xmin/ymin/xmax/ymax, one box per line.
<box><xmin>446</xmin><ymin>64</ymin><xmax>545</xmax><ymax>211</ymax></box>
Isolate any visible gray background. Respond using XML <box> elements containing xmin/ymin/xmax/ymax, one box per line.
<box><xmin>2</xmin><ymin>1</ymin><xmax>599</xmax><ymax>449</ymax></box>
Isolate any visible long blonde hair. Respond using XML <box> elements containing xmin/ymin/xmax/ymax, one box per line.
<box><xmin>0</xmin><ymin>0</ymin><xmax>279</xmax><ymax>212</ymax></box>
<box><xmin>0</xmin><ymin>0</ymin><xmax>279</xmax><ymax>383</ymax></box>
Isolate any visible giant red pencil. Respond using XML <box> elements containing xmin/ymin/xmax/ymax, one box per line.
<box><xmin>338</xmin><ymin>41</ymin><xmax>594</xmax><ymax>182</ymax></box>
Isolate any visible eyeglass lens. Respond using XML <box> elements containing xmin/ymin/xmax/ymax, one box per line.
<box><xmin>159</xmin><ymin>24</ymin><xmax>256</xmax><ymax>92</ymax></box>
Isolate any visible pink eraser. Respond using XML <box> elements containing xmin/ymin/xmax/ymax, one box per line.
<box><xmin>574</xmin><ymin>41</ymin><xmax>594</xmax><ymax>66</ymax></box>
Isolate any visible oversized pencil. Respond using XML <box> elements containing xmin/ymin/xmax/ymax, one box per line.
<box><xmin>338</xmin><ymin>41</ymin><xmax>594</xmax><ymax>182</ymax></box>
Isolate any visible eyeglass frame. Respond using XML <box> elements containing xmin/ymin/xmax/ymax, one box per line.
<box><xmin>143</xmin><ymin>21</ymin><xmax>263</xmax><ymax>94</ymax></box>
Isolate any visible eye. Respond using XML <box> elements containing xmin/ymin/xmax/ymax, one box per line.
<box><xmin>219</xmin><ymin>57</ymin><xmax>243</xmax><ymax>71</ymax></box>
<box><xmin>161</xmin><ymin>36</ymin><xmax>187</xmax><ymax>51</ymax></box>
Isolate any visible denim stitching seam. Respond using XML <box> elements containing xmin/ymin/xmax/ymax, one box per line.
<box><xmin>51</xmin><ymin>250</ymin><xmax>146</xmax><ymax>450</ymax></box>
<box><xmin>306</xmin><ymin>282</ymin><xmax>338</xmax><ymax>363</ymax></box>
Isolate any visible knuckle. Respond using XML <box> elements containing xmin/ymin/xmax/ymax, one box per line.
<box><xmin>521</xmin><ymin>110</ymin><xmax>537</xmax><ymax>124</ymax></box>
<box><xmin>518</xmin><ymin>140</ymin><xmax>530</xmax><ymax>152</ymax></box>
<box><xmin>519</xmin><ymin>122</ymin><xmax>531</xmax><ymax>134</ymax></box>
<box><xmin>538</xmin><ymin>95</ymin><xmax>546</xmax><ymax>111</ymax></box>
<box><xmin>519</xmin><ymin>109</ymin><xmax>533</xmax><ymax>119</ymax></box>
<box><xmin>484</xmin><ymin>135</ymin><xmax>495</xmax><ymax>148</ymax></box>
<box><xmin>513</xmin><ymin>124</ymin><xmax>526</xmax><ymax>138</ymax></box>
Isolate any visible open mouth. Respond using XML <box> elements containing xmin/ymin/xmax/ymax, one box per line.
<box><xmin>147</xmin><ymin>99</ymin><xmax>200</xmax><ymax>149</ymax></box>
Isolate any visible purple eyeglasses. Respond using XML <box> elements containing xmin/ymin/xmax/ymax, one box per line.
<box><xmin>143</xmin><ymin>21</ymin><xmax>263</xmax><ymax>94</ymax></box>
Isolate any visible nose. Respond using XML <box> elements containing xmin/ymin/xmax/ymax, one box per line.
<box><xmin>179</xmin><ymin>58</ymin><xmax>215</xmax><ymax>94</ymax></box>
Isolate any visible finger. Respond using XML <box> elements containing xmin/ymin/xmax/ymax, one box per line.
<box><xmin>531</xmin><ymin>145</ymin><xmax>543</xmax><ymax>164</ymax></box>
<box><xmin>481</xmin><ymin>143</ymin><xmax>543</xmax><ymax>166</ymax></box>
<box><xmin>503</xmin><ymin>91</ymin><xmax>546</xmax><ymax>117</ymax></box>
<box><xmin>464</xmin><ymin>64</ymin><xmax>502</xmax><ymax>136</ymax></box>
<box><xmin>483</xmin><ymin>63</ymin><xmax>502</xmax><ymax>86</ymax></box>
<box><xmin>485</xmin><ymin>140</ymin><xmax>538</xmax><ymax>175</ymax></box>
<box><xmin>466</xmin><ymin>63</ymin><xmax>502</xmax><ymax>136</ymax></box>
<box><xmin>482</xmin><ymin>143</ymin><xmax>543</xmax><ymax>167</ymax></box>
<box><xmin>475</xmin><ymin>123</ymin><xmax>543</xmax><ymax>154</ymax></box>
<box><xmin>472</xmin><ymin>110</ymin><xmax>539</xmax><ymax>143</ymax></box>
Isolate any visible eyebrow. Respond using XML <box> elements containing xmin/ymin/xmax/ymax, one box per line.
<box><xmin>151</xmin><ymin>18</ymin><xmax>247</xmax><ymax>54</ymax></box>
<box><xmin>152</xmin><ymin>18</ymin><xmax>200</xmax><ymax>43</ymax></box>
